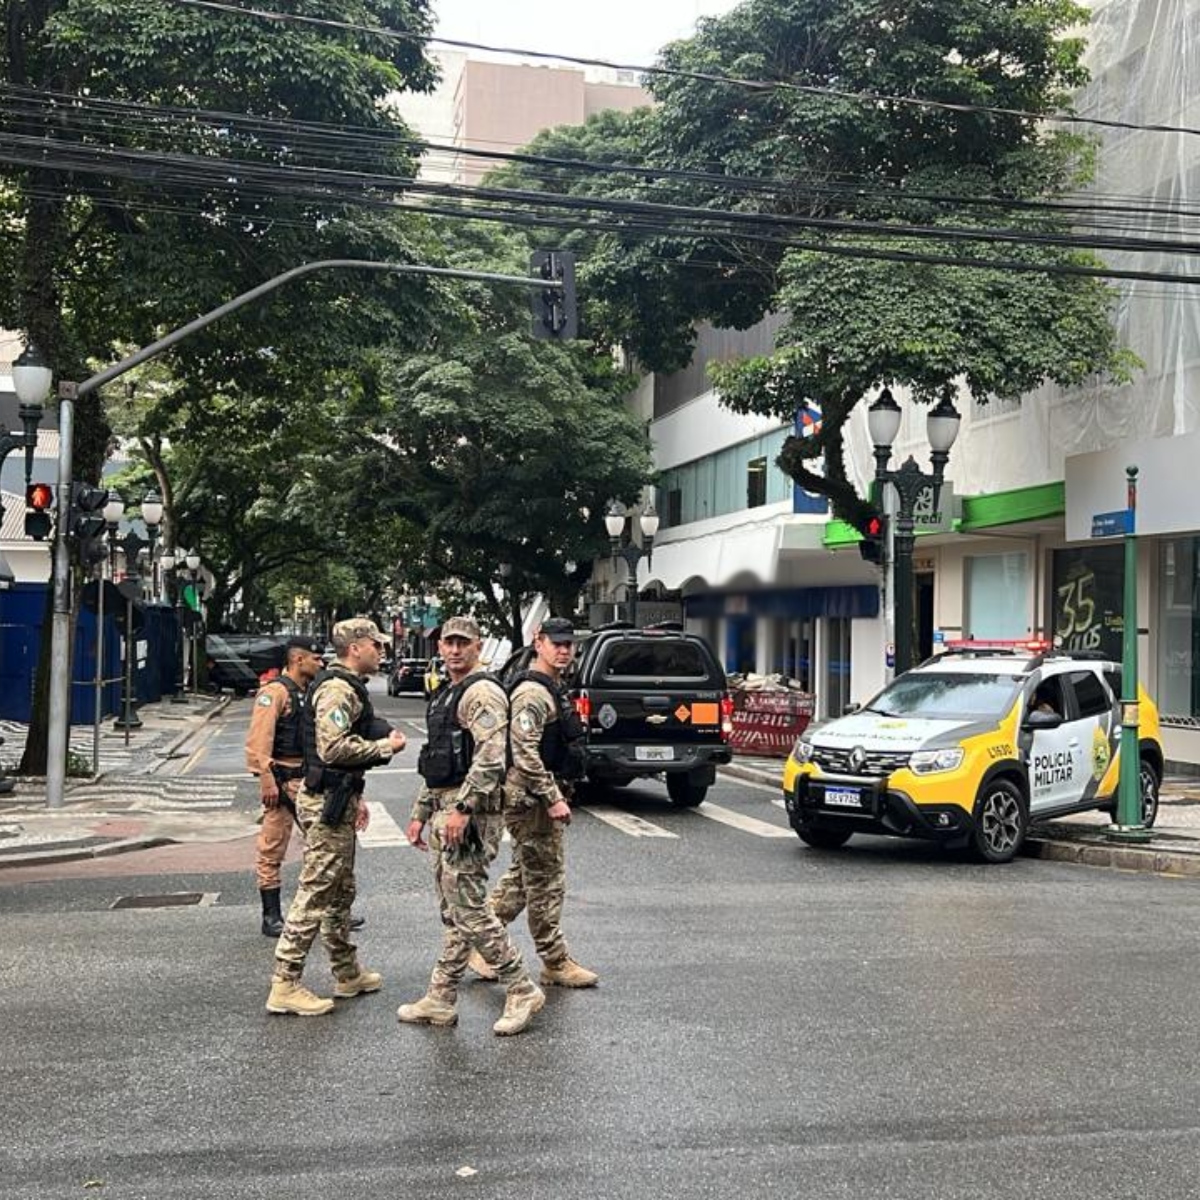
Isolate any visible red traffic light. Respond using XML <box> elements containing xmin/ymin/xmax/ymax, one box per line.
<box><xmin>865</xmin><ymin>516</ymin><xmax>882</xmax><ymax>537</ymax></box>
<box><xmin>26</xmin><ymin>482</ymin><xmax>54</xmax><ymax>510</ymax></box>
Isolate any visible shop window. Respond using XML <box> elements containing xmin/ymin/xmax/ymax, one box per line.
<box><xmin>964</xmin><ymin>553</ymin><xmax>1029</xmax><ymax>640</ymax></box>
<box><xmin>747</xmin><ymin>456</ymin><xmax>767</xmax><ymax>508</ymax></box>
<box><xmin>1156</xmin><ymin>536</ymin><xmax>1200</xmax><ymax>718</ymax></box>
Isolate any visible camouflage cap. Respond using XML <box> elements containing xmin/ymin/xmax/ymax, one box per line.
<box><xmin>441</xmin><ymin>615</ymin><xmax>481</xmax><ymax>641</ymax></box>
<box><xmin>331</xmin><ymin>617</ymin><xmax>389</xmax><ymax>651</ymax></box>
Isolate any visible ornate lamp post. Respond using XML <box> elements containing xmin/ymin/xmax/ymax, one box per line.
<box><xmin>88</xmin><ymin>491</ymin><xmax>126</xmax><ymax>770</ymax></box>
<box><xmin>140</xmin><ymin>489</ymin><xmax>164</xmax><ymax>600</ymax></box>
<box><xmin>161</xmin><ymin>549</ymin><xmax>189</xmax><ymax>703</ymax></box>
<box><xmin>112</xmin><ymin>527</ymin><xmax>150</xmax><ymax>734</ymax></box>
<box><xmin>867</xmin><ymin>388</ymin><xmax>961</xmax><ymax>676</ymax></box>
<box><xmin>184</xmin><ymin>551</ymin><xmax>203</xmax><ymax>694</ymax></box>
<box><xmin>604</xmin><ymin>500</ymin><xmax>659</xmax><ymax>628</ymax></box>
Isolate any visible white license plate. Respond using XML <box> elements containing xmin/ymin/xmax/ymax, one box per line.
<box><xmin>635</xmin><ymin>745</ymin><xmax>674</xmax><ymax>762</ymax></box>
<box><xmin>823</xmin><ymin>787</ymin><xmax>863</xmax><ymax>809</ymax></box>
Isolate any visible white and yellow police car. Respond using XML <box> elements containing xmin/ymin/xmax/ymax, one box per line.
<box><xmin>782</xmin><ymin>641</ymin><xmax>1163</xmax><ymax>863</ymax></box>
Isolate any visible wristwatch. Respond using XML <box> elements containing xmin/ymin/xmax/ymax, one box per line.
<box><xmin>454</xmin><ymin>800</ymin><xmax>474</xmax><ymax>815</ymax></box>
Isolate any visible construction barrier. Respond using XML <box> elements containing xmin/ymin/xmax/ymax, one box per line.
<box><xmin>729</xmin><ymin>689</ymin><xmax>815</xmax><ymax>758</ymax></box>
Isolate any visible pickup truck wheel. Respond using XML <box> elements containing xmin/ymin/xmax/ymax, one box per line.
<box><xmin>666</xmin><ymin>773</ymin><xmax>707</xmax><ymax>807</ymax></box>
<box><xmin>795</xmin><ymin>823</ymin><xmax>852</xmax><ymax>850</ymax></box>
<box><xmin>969</xmin><ymin>777</ymin><xmax>1027</xmax><ymax>864</ymax></box>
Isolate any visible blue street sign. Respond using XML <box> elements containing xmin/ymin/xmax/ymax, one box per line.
<box><xmin>1091</xmin><ymin>509</ymin><xmax>1131</xmax><ymax>538</ymax></box>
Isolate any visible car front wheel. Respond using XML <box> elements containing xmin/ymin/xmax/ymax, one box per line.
<box><xmin>794</xmin><ymin>822</ymin><xmax>853</xmax><ymax>850</ymax></box>
<box><xmin>969</xmin><ymin>777</ymin><xmax>1027</xmax><ymax>864</ymax></box>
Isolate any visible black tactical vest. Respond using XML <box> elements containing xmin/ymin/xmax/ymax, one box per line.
<box><xmin>268</xmin><ymin>674</ymin><xmax>305</xmax><ymax>761</ymax></box>
<box><xmin>507</xmin><ymin>669</ymin><xmax>587</xmax><ymax>782</ymax></box>
<box><xmin>418</xmin><ymin>672</ymin><xmax>502</xmax><ymax>788</ymax></box>
<box><xmin>301</xmin><ymin>666</ymin><xmax>381</xmax><ymax>793</ymax></box>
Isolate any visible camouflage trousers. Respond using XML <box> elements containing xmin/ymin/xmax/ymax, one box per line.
<box><xmin>272</xmin><ymin>788</ymin><xmax>360</xmax><ymax>983</ymax></box>
<box><xmin>490</xmin><ymin>805</ymin><xmax>570</xmax><ymax>968</ymax></box>
<box><xmin>428</xmin><ymin>809</ymin><xmax>528</xmax><ymax>1000</ymax></box>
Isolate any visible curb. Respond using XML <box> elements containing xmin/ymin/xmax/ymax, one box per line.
<box><xmin>0</xmin><ymin>835</ymin><xmax>174</xmax><ymax>870</ymax></box>
<box><xmin>1023</xmin><ymin>833</ymin><xmax>1200</xmax><ymax>877</ymax></box>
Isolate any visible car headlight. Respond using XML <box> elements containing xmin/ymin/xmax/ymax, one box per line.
<box><xmin>793</xmin><ymin>737</ymin><xmax>814</xmax><ymax>763</ymax></box>
<box><xmin>908</xmin><ymin>748</ymin><xmax>964</xmax><ymax>775</ymax></box>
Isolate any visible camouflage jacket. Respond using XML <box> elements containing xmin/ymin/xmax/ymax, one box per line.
<box><xmin>506</xmin><ymin>676</ymin><xmax>563</xmax><ymax>808</ymax></box>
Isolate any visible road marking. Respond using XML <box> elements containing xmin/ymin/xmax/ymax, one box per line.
<box><xmin>371</xmin><ymin>767</ymin><xmax>419</xmax><ymax>776</ymax></box>
<box><xmin>726</xmin><ymin>776</ymin><xmax>784</xmax><ymax>797</ymax></box>
<box><xmin>358</xmin><ymin>800</ymin><xmax>410</xmax><ymax>848</ymax></box>
<box><xmin>178</xmin><ymin>722</ymin><xmax>222</xmax><ymax>774</ymax></box>
<box><xmin>402</xmin><ymin>720</ymin><xmax>427</xmax><ymax>734</ymax></box>
<box><xmin>694</xmin><ymin>802</ymin><xmax>793</xmax><ymax>839</ymax></box>
<box><xmin>584</xmin><ymin>804</ymin><xmax>679</xmax><ymax>839</ymax></box>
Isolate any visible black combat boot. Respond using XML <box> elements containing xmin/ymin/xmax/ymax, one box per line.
<box><xmin>260</xmin><ymin>888</ymin><xmax>284</xmax><ymax>937</ymax></box>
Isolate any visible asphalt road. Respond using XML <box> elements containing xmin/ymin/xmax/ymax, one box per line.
<box><xmin>3</xmin><ymin>679</ymin><xmax>1200</xmax><ymax>1198</ymax></box>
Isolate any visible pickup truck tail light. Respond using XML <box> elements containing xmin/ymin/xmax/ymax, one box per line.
<box><xmin>720</xmin><ymin>693</ymin><xmax>734</xmax><ymax>739</ymax></box>
<box><xmin>574</xmin><ymin>692</ymin><xmax>592</xmax><ymax>723</ymax></box>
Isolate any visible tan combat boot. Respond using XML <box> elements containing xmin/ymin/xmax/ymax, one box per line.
<box><xmin>397</xmin><ymin>994</ymin><xmax>458</xmax><ymax>1027</ymax></box>
<box><xmin>266</xmin><ymin>979</ymin><xmax>335</xmax><ymax>1017</ymax></box>
<box><xmin>467</xmin><ymin>949</ymin><xmax>499</xmax><ymax>982</ymax></box>
<box><xmin>493</xmin><ymin>982</ymin><xmax>545</xmax><ymax>1037</ymax></box>
<box><xmin>540</xmin><ymin>958</ymin><xmax>599</xmax><ymax>988</ymax></box>
<box><xmin>334</xmin><ymin>967</ymin><xmax>383</xmax><ymax>998</ymax></box>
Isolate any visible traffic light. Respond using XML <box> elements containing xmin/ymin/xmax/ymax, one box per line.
<box><xmin>24</xmin><ymin>482</ymin><xmax>54</xmax><ymax>540</ymax></box>
<box><xmin>859</xmin><ymin>512</ymin><xmax>888</xmax><ymax>564</ymax></box>
<box><xmin>68</xmin><ymin>482</ymin><xmax>110</xmax><ymax>567</ymax></box>
<box><xmin>530</xmin><ymin>249</ymin><xmax>578</xmax><ymax>340</ymax></box>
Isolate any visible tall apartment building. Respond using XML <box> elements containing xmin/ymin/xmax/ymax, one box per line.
<box><xmin>391</xmin><ymin>51</ymin><xmax>650</xmax><ymax>186</ymax></box>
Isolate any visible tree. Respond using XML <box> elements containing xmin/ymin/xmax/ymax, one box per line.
<box><xmin>490</xmin><ymin>0</ymin><xmax>1132</xmax><ymax>524</ymax></box>
<box><xmin>0</xmin><ymin>0</ymin><xmax>441</xmax><ymax>771</ymax></box>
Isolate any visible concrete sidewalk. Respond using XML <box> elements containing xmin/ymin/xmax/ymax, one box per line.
<box><xmin>0</xmin><ymin>694</ymin><xmax>248</xmax><ymax>869</ymax></box>
<box><xmin>721</xmin><ymin>755</ymin><xmax>1200</xmax><ymax>878</ymax></box>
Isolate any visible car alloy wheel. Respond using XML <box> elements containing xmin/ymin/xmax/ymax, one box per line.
<box><xmin>1140</xmin><ymin>760</ymin><xmax>1160</xmax><ymax>828</ymax></box>
<box><xmin>970</xmin><ymin>778</ymin><xmax>1027</xmax><ymax>864</ymax></box>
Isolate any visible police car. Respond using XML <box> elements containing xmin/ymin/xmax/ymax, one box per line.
<box><xmin>782</xmin><ymin>641</ymin><xmax>1164</xmax><ymax>863</ymax></box>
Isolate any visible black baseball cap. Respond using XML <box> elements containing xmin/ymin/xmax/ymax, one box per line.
<box><xmin>539</xmin><ymin>617</ymin><xmax>576</xmax><ymax>645</ymax></box>
<box><xmin>287</xmin><ymin>635</ymin><xmax>322</xmax><ymax>653</ymax></box>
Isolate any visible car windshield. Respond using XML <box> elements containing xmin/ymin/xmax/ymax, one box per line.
<box><xmin>865</xmin><ymin>672</ymin><xmax>1024</xmax><ymax>721</ymax></box>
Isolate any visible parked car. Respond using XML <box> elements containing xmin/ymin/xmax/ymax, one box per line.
<box><xmin>499</xmin><ymin>623</ymin><xmax>733</xmax><ymax>807</ymax></box>
<box><xmin>204</xmin><ymin>633</ymin><xmax>272</xmax><ymax>697</ymax></box>
<box><xmin>782</xmin><ymin>640</ymin><xmax>1164</xmax><ymax>864</ymax></box>
<box><xmin>388</xmin><ymin>658</ymin><xmax>429</xmax><ymax>697</ymax></box>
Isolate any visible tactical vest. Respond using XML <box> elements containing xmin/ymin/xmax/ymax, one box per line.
<box><xmin>301</xmin><ymin>666</ymin><xmax>380</xmax><ymax>794</ymax></box>
<box><xmin>268</xmin><ymin>674</ymin><xmax>305</xmax><ymax>762</ymax></box>
<box><xmin>418</xmin><ymin>672</ymin><xmax>502</xmax><ymax>789</ymax></box>
<box><xmin>507</xmin><ymin>669</ymin><xmax>587</xmax><ymax>782</ymax></box>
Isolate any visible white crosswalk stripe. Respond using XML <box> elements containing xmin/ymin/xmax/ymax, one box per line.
<box><xmin>358</xmin><ymin>800</ymin><xmax>411</xmax><ymax>848</ymax></box>
<box><xmin>692</xmin><ymin>802</ymin><xmax>794</xmax><ymax>838</ymax></box>
<box><xmin>584</xmin><ymin>805</ymin><xmax>679</xmax><ymax>839</ymax></box>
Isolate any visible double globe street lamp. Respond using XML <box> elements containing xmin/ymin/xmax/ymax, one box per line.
<box><xmin>604</xmin><ymin>501</ymin><xmax>660</xmax><ymax>629</ymax></box>
<box><xmin>866</xmin><ymin>388</ymin><xmax>961</xmax><ymax>677</ymax></box>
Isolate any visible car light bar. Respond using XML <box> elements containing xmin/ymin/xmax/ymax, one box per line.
<box><xmin>943</xmin><ymin>638</ymin><xmax>1051</xmax><ymax>653</ymax></box>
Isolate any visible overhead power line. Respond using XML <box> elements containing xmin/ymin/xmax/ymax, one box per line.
<box><xmin>172</xmin><ymin>0</ymin><xmax>1200</xmax><ymax>142</ymax></box>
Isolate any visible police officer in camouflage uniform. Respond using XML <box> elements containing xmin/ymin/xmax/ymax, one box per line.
<box><xmin>478</xmin><ymin>617</ymin><xmax>598</xmax><ymax>989</ymax></box>
<box><xmin>398</xmin><ymin>616</ymin><xmax>544</xmax><ymax>1037</ymax></box>
<box><xmin>265</xmin><ymin>618</ymin><xmax>405</xmax><ymax>1017</ymax></box>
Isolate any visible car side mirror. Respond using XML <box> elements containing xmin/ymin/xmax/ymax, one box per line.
<box><xmin>842</xmin><ymin>702</ymin><xmax>861</xmax><ymax>715</ymax></box>
<box><xmin>1024</xmin><ymin>709</ymin><xmax>1064</xmax><ymax>730</ymax></box>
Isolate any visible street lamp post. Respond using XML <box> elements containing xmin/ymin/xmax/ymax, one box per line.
<box><xmin>1107</xmin><ymin>465</ymin><xmax>1152</xmax><ymax>844</ymax></box>
<box><xmin>141</xmin><ymin>490</ymin><xmax>164</xmax><ymax>600</ymax></box>
<box><xmin>604</xmin><ymin>501</ymin><xmax>659</xmax><ymax>628</ymax></box>
<box><xmin>161</xmin><ymin>550</ymin><xmax>189</xmax><ymax>704</ymax></box>
<box><xmin>1</xmin><ymin>344</ymin><xmax>52</xmax><ymax>796</ymax></box>
<box><xmin>90</xmin><ymin>491</ymin><xmax>125</xmax><ymax>774</ymax></box>
<box><xmin>867</xmin><ymin>388</ymin><xmax>961</xmax><ymax>676</ymax></box>
<box><xmin>185</xmin><ymin>551</ymin><xmax>203</xmax><ymax>695</ymax></box>
<box><xmin>113</xmin><ymin>528</ymin><xmax>149</xmax><ymax>736</ymax></box>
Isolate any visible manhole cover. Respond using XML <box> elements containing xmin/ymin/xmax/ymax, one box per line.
<box><xmin>111</xmin><ymin>892</ymin><xmax>217</xmax><ymax>910</ymax></box>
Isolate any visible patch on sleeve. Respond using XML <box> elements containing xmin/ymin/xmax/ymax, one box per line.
<box><xmin>328</xmin><ymin>708</ymin><xmax>349</xmax><ymax>731</ymax></box>
<box><xmin>516</xmin><ymin>710</ymin><xmax>535</xmax><ymax>734</ymax></box>
<box><xmin>476</xmin><ymin>708</ymin><xmax>498</xmax><ymax>731</ymax></box>
<box><xmin>256</xmin><ymin>693</ymin><xmax>274</xmax><ymax>707</ymax></box>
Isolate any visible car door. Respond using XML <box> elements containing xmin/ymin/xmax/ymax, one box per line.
<box><xmin>1063</xmin><ymin>668</ymin><xmax>1120</xmax><ymax>803</ymax></box>
<box><xmin>1026</xmin><ymin>674</ymin><xmax>1087</xmax><ymax>815</ymax></box>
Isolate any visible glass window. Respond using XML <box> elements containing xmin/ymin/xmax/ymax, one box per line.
<box><xmin>1157</xmin><ymin>536</ymin><xmax>1200</xmax><ymax>718</ymax></box>
<box><xmin>666</xmin><ymin>488</ymin><xmax>682</xmax><ymax>528</ymax></box>
<box><xmin>869</xmin><ymin>672</ymin><xmax>1024</xmax><ymax>721</ymax></box>
<box><xmin>746</xmin><ymin>456</ymin><xmax>767</xmax><ymax>507</ymax></box>
<box><xmin>964</xmin><ymin>553</ymin><xmax>1029</xmax><ymax>640</ymax></box>
<box><xmin>822</xmin><ymin>617</ymin><xmax>851</xmax><ymax>717</ymax></box>
<box><xmin>1067</xmin><ymin>670</ymin><xmax>1112</xmax><ymax>718</ymax></box>
<box><xmin>601</xmin><ymin>640</ymin><xmax>712</xmax><ymax>680</ymax></box>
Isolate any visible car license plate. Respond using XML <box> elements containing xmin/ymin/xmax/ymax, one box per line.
<box><xmin>635</xmin><ymin>745</ymin><xmax>674</xmax><ymax>762</ymax></box>
<box><xmin>823</xmin><ymin>786</ymin><xmax>863</xmax><ymax>809</ymax></box>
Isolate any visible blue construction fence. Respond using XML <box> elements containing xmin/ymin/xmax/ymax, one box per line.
<box><xmin>0</xmin><ymin>582</ymin><xmax>182</xmax><ymax>725</ymax></box>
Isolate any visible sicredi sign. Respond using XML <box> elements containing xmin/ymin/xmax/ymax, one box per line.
<box><xmin>1065</xmin><ymin>431</ymin><xmax>1200</xmax><ymax>541</ymax></box>
<box><xmin>912</xmin><ymin>483</ymin><xmax>959</xmax><ymax>536</ymax></box>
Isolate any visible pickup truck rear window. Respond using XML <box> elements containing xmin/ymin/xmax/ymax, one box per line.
<box><xmin>599</xmin><ymin>641</ymin><xmax>713</xmax><ymax>680</ymax></box>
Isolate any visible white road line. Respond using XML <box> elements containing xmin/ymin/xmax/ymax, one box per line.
<box><xmin>584</xmin><ymin>804</ymin><xmax>679</xmax><ymax>839</ymax></box>
<box><xmin>370</xmin><ymin>767</ymin><xmax>419</xmax><ymax>776</ymax></box>
<box><xmin>402</xmin><ymin>720</ymin><xmax>427</xmax><ymax>734</ymax></box>
<box><xmin>694</xmin><ymin>802</ymin><xmax>794</xmax><ymax>839</ymax></box>
<box><xmin>358</xmin><ymin>800</ymin><xmax>411</xmax><ymax>848</ymax></box>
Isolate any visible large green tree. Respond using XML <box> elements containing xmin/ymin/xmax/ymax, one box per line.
<box><xmin>493</xmin><ymin>0</ymin><xmax>1132</xmax><ymax>525</ymax></box>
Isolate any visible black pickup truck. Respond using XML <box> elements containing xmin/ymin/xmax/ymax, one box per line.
<box><xmin>501</xmin><ymin>623</ymin><xmax>733</xmax><ymax>806</ymax></box>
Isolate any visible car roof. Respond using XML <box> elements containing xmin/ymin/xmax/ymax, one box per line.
<box><xmin>914</xmin><ymin>650</ymin><xmax>1116</xmax><ymax>678</ymax></box>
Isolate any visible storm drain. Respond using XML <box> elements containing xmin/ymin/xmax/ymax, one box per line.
<box><xmin>111</xmin><ymin>892</ymin><xmax>219</xmax><ymax>910</ymax></box>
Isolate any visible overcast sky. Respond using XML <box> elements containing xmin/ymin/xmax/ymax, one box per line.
<box><xmin>431</xmin><ymin>0</ymin><xmax>742</xmax><ymax>69</ymax></box>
